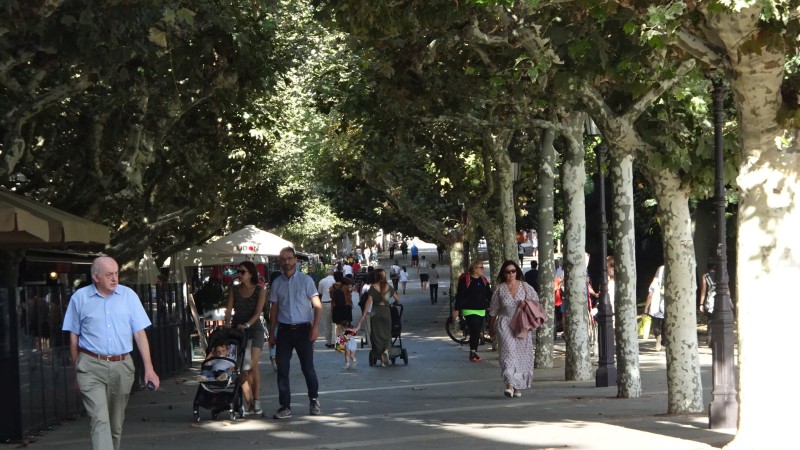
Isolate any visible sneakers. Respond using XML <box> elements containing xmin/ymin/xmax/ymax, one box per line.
<box><xmin>273</xmin><ymin>407</ymin><xmax>292</xmax><ymax>420</ymax></box>
<box><xmin>216</xmin><ymin>372</ymin><xmax>229</xmax><ymax>381</ymax></box>
<box><xmin>196</xmin><ymin>375</ymin><xmax>209</xmax><ymax>382</ymax></box>
<box><xmin>344</xmin><ymin>362</ymin><xmax>350</xmax><ymax>370</ymax></box>
<box><xmin>252</xmin><ymin>399</ymin><xmax>263</xmax><ymax>415</ymax></box>
<box><xmin>513</xmin><ymin>389</ymin><xmax>522</xmax><ymax>398</ymax></box>
<box><xmin>309</xmin><ymin>399</ymin><xmax>321</xmax><ymax>416</ymax></box>
<box><xmin>503</xmin><ymin>388</ymin><xmax>513</xmax><ymax>398</ymax></box>
<box><xmin>381</xmin><ymin>351</ymin><xmax>389</xmax><ymax>366</ymax></box>
<box><xmin>469</xmin><ymin>352</ymin><xmax>481</xmax><ymax>362</ymax></box>
<box><xmin>351</xmin><ymin>358</ymin><xmax>357</xmax><ymax>368</ymax></box>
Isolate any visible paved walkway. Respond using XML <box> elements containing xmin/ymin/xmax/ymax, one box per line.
<box><xmin>29</xmin><ymin>249</ymin><xmax>734</xmax><ymax>449</ymax></box>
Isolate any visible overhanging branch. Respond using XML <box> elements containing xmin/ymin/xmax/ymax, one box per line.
<box><xmin>623</xmin><ymin>58</ymin><xmax>697</xmax><ymax>122</ymax></box>
<box><xmin>420</xmin><ymin>114</ymin><xmax>566</xmax><ymax>132</ymax></box>
<box><xmin>675</xmin><ymin>27</ymin><xmax>725</xmax><ymax>69</ymax></box>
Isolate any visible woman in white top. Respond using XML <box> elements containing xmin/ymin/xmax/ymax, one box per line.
<box><xmin>399</xmin><ymin>266</ymin><xmax>409</xmax><ymax>294</ymax></box>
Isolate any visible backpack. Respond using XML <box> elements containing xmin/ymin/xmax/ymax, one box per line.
<box><xmin>703</xmin><ymin>272</ymin><xmax>716</xmax><ymax>314</ymax></box>
<box><xmin>459</xmin><ymin>271</ymin><xmax>488</xmax><ymax>288</ymax></box>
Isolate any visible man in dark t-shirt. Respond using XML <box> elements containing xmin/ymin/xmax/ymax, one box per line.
<box><xmin>524</xmin><ymin>260</ymin><xmax>540</xmax><ymax>294</ymax></box>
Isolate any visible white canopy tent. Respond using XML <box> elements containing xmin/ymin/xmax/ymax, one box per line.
<box><xmin>173</xmin><ymin>225</ymin><xmax>294</xmax><ymax>281</ymax></box>
<box><xmin>136</xmin><ymin>247</ymin><xmax>160</xmax><ymax>284</ymax></box>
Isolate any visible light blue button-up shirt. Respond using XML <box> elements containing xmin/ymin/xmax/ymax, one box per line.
<box><xmin>62</xmin><ymin>283</ymin><xmax>151</xmax><ymax>355</ymax></box>
<box><xmin>269</xmin><ymin>270</ymin><xmax>318</xmax><ymax>324</ymax></box>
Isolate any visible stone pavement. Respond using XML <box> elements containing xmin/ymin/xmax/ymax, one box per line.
<box><xmin>28</xmin><ymin>249</ymin><xmax>734</xmax><ymax>449</ymax></box>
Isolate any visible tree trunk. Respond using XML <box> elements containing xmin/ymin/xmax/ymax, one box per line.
<box><xmin>609</xmin><ymin>152</ymin><xmax>641</xmax><ymax>398</ymax></box>
<box><xmin>648</xmin><ymin>168</ymin><xmax>703</xmax><ymax>413</ymax></box>
<box><xmin>482</xmin><ymin>219</ymin><xmax>504</xmax><ymax>281</ymax></box>
<box><xmin>448</xmin><ymin>239</ymin><xmax>465</xmax><ymax>297</ymax></box>
<box><xmin>561</xmin><ymin>113</ymin><xmax>592</xmax><ymax>381</ymax></box>
<box><xmin>484</xmin><ymin>128</ymin><xmax>517</xmax><ymax>262</ymax></box>
<box><xmin>535</xmin><ymin>129</ymin><xmax>556</xmax><ymax>368</ymax></box>
<box><xmin>697</xmin><ymin>7</ymin><xmax>800</xmax><ymax>447</ymax></box>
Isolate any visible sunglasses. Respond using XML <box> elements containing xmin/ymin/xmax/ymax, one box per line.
<box><xmin>505</xmin><ymin>269</ymin><xmax>517</xmax><ymax>274</ymax></box>
<box><xmin>237</xmin><ymin>269</ymin><xmax>247</xmax><ymax>275</ymax></box>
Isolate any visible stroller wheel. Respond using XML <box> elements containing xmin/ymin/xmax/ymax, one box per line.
<box><xmin>193</xmin><ymin>410</ymin><xmax>201</xmax><ymax>422</ymax></box>
<box><xmin>211</xmin><ymin>409</ymin><xmax>220</xmax><ymax>420</ymax></box>
<box><xmin>229</xmin><ymin>410</ymin><xmax>237</xmax><ymax>421</ymax></box>
<box><xmin>402</xmin><ymin>348</ymin><xmax>409</xmax><ymax>365</ymax></box>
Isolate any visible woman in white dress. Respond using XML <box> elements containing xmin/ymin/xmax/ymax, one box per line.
<box><xmin>488</xmin><ymin>259</ymin><xmax>538</xmax><ymax>398</ymax></box>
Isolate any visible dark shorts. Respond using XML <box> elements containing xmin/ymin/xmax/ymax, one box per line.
<box><xmin>411</xmin><ymin>255</ymin><xmax>419</xmax><ymax>262</ymax></box>
<box><xmin>420</xmin><ymin>273</ymin><xmax>429</xmax><ymax>282</ymax></box>
<box><xmin>247</xmin><ymin>326</ymin><xmax>266</xmax><ymax>349</ymax></box>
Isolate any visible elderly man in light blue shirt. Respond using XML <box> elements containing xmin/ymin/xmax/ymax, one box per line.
<box><xmin>268</xmin><ymin>247</ymin><xmax>322</xmax><ymax>420</ymax></box>
<box><xmin>62</xmin><ymin>256</ymin><xmax>159</xmax><ymax>450</ymax></box>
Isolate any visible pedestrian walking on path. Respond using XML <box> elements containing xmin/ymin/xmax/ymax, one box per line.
<box><xmin>268</xmin><ymin>247</ymin><xmax>322</xmax><ymax>419</ymax></box>
<box><xmin>489</xmin><ymin>260</ymin><xmax>538</xmax><ymax>398</ymax></box>
<box><xmin>224</xmin><ymin>260</ymin><xmax>267</xmax><ymax>416</ymax></box>
<box><xmin>429</xmin><ymin>263</ymin><xmax>440</xmax><ymax>304</ymax></box>
<box><xmin>453</xmin><ymin>260</ymin><xmax>492</xmax><ymax>362</ymax></box>
<box><xmin>358</xmin><ymin>268</ymin><xmax>400</xmax><ymax>367</ymax></box>
<box><xmin>418</xmin><ymin>255</ymin><xmax>430</xmax><ymax>291</ymax></box>
<box><xmin>61</xmin><ymin>256</ymin><xmax>160</xmax><ymax>450</ymax></box>
<box><xmin>317</xmin><ymin>267</ymin><xmax>338</xmax><ymax>349</ymax></box>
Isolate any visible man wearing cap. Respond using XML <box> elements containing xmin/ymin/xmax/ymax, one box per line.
<box><xmin>317</xmin><ymin>266</ymin><xmax>337</xmax><ymax>348</ymax></box>
<box><xmin>62</xmin><ymin>256</ymin><xmax>160</xmax><ymax>450</ymax></box>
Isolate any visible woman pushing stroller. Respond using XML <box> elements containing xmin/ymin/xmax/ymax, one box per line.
<box><xmin>224</xmin><ymin>261</ymin><xmax>266</xmax><ymax>417</ymax></box>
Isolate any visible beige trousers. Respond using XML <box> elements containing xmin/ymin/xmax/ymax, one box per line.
<box><xmin>77</xmin><ymin>354</ymin><xmax>135</xmax><ymax>450</ymax></box>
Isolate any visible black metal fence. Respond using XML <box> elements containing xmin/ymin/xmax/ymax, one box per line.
<box><xmin>129</xmin><ymin>283</ymin><xmax>194</xmax><ymax>386</ymax></box>
<box><xmin>2</xmin><ymin>282</ymin><xmax>192</xmax><ymax>443</ymax></box>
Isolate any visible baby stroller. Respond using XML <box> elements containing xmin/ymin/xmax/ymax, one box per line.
<box><xmin>192</xmin><ymin>327</ymin><xmax>248</xmax><ymax>422</ymax></box>
<box><xmin>390</xmin><ymin>303</ymin><xmax>409</xmax><ymax>364</ymax></box>
<box><xmin>369</xmin><ymin>304</ymin><xmax>408</xmax><ymax>365</ymax></box>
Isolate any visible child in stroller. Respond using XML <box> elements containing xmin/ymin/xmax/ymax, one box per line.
<box><xmin>192</xmin><ymin>327</ymin><xmax>248</xmax><ymax>422</ymax></box>
<box><xmin>197</xmin><ymin>343</ymin><xmax>235</xmax><ymax>382</ymax></box>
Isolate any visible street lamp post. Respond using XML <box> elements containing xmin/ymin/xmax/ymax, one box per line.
<box><xmin>586</xmin><ymin>119</ymin><xmax>617</xmax><ymax>388</ymax></box>
<box><xmin>708</xmin><ymin>79</ymin><xmax>738</xmax><ymax>429</ymax></box>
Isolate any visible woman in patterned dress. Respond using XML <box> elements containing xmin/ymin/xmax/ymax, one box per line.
<box><xmin>488</xmin><ymin>259</ymin><xmax>538</xmax><ymax>398</ymax></box>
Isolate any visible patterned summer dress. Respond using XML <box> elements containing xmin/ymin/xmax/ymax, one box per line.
<box><xmin>489</xmin><ymin>282</ymin><xmax>538</xmax><ymax>390</ymax></box>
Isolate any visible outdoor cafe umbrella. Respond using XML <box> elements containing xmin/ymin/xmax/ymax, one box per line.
<box><xmin>0</xmin><ymin>189</ymin><xmax>109</xmax><ymax>248</ymax></box>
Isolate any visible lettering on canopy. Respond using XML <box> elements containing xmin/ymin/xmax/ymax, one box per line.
<box><xmin>236</xmin><ymin>243</ymin><xmax>259</xmax><ymax>253</ymax></box>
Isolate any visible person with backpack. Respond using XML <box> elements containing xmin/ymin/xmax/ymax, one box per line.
<box><xmin>699</xmin><ymin>258</ymin><xmax>717</xmax><ymax>347</ymax></box>
<box><xmin>453</xmin><ymin>260</ymin><xmax>492</xmax><ymax>362</ymax></box>
<box><xmin>389</xmin><ymin>260</ymin><xmax>401</xmax><ymax>291</ymax></box>
<box><xmin>358</xmin><ymin>271</ymin><xmax>375</xmax><ymax>347</ymax></box>
<box><xmin>644</xmin><ymin>265</ymin><xmax>666</xmax><ymax>351</ymax></box>
<box><xmin>357</xmin><ymin>269</ymin><xmax>400</xmax><ymax>367</ymax></box>
<box><xmin>331</xmin><ymin>277</ymin><xmax>354</xmax><ymax>337</ymax></box>
<box><xmin>399</xmin><ymin>266</ymin><xmax>409</xmax><ymax>294</ymax></box>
